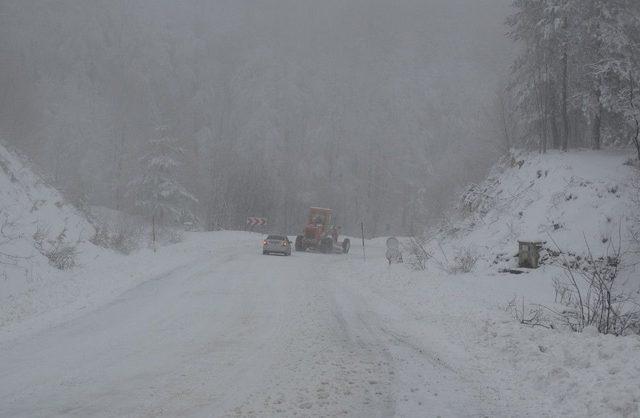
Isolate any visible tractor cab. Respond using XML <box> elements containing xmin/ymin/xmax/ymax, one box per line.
<box><xmin>296</xmin><ymin>207</ymin><xmax>350</xmax><ymax>254</ymax></box>
<box><xmin>304</xmin><ymin>207</ymin><xmax>332</xmax><ymax>240</ymax></box>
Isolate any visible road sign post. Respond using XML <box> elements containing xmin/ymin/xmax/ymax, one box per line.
<box><xmin>361</xmin><ymin>222</ymin><xmax>366</xmax><ymax>261</ymax></box>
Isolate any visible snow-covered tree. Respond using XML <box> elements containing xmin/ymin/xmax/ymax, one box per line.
<box><xmin>585</xmin><ymin>0</ymin><xmax>640</xmax><ymax>157</ymax></box>
<box><xmin>572</xmin><ymin>0</ymin><xmax>640</xmax><ymax>150</ymax></box>
<box><xmin>1</xmin><ymin>0</ymin><xmax>511</xmax><ymax>236</ymax></box>
<box><xmin>129</xmin><ymin>127</ymin><xmax>197</xmax><ymax>248</ymax></box>
<box><xmin>508</xmin><ymin>0</ymin><xmax>570</xmax><ymax>152</ymax></box>
<box><xmin>507</xmin><ymin>0</ymin><xmax>640</xmax><ymax>154</ymax></box>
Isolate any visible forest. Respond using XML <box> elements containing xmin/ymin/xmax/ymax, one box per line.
<box><xmin>507</xmin><ymin>0</ymin><xmax>640</xmax><ymax>156</ymax></box>
<box><xmin>0</xmin><ymin>0</ymin><xmax>638</xmax><ymax>236</ymax></box>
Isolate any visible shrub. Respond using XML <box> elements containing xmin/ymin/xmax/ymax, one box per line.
<box><xmin>45</xmin><ymin>243</ymin><xmax>78</xmax><ymax>270</ymax></box>
<box><xmin>450</xmin><ymin>247</ymin><xmax>479</xmax><ymax>274</ymax></box>
<box><xmin>631</xmin><ymin>172</ymin><xmax>640</xmax><ymax>255</ymax></box>
<box><xmin>504</xmin><ymin>297</ymin><xmax>553</xmax><ymax>329</ymax></box>
<box><xmin>460</xmin><ymin>183</ymin><xmax>496</xmax><ymax>216</ymax></box>
<box><xmin>35</xmin><ymin>226</ymin><xmax>78</xmax><ymax>270</ymax></box>
<box><xmin>404</xmin><ymin>237</ymin><xmax>429</xmax><ymax>270</ymax></box>
<box><xmin>32</xmin><ymin>224</ymin><xmax>49</xmax><ymax>249</ymax></box>
<box><xmin>111</xmin><ymin>221</ymin><xmax>143</xmax><ymax>254</ymax></box>
<box><xmin>545</xmin><ymin>235</ymin><xmax>640</xmax><ymax>336</ymax></box>
<box><xmin>90</xmin><ymin>217</ymin><xmax>143</xmax><ymax>255</ymax></box>
<box><xmin>157</xmin><ymin>227</ymin><xmax>184</xmax><ymax>245</ymax></box>
<box><xmin>1</xmin><ymin>214</ymin><xmax>25</xmax><ymax>269</ymax></box>
<box><xmin>89</xmin><ymin>224</ymin><xmax>110</xmax><ymax>247</ymax></box>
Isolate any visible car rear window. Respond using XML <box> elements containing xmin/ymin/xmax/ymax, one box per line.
<box><xmin>266</xmin><ymin>235</ymin><xmax>286</xmax><ymax>240</ymax></box>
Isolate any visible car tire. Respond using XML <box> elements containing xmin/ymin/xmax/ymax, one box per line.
<box><xmin>263</xmin><ymin>251</ymin><xmax>268</xmax><ymax>255</ymax></box>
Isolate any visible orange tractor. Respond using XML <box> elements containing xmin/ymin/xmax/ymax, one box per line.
<box><xmin>295</xmin><ymin>207</ymin><xmax>350</xmax><ymax>254</ymax></box>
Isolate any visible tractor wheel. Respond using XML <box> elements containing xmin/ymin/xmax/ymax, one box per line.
<box><xmin>295</xmin><ymin>235</ymin><xmax>305</xmax><ymax>252</ymax></box>
<box><xmin>320</xmin><ymin>237</ymin><xmax>333</xmax><ymax>254</ymax></box>
<box><xmin>342</xmin><ymin>239</ymin><xmax>351</xmax><ymax>254</ymax></box>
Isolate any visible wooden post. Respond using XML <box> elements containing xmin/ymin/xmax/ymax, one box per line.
<box><xmin>361</xmin><ymin>222</ymin><xmax>366</xmax><ymax>261</ymax></box>
<box><xmin>152</xmin><ymin>213</ymin><xmax>157</xmax><ymax>253</ymax></box>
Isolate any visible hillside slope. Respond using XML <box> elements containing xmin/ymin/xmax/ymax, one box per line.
<box><xmin>376</xmin><ymin>150</ymin><xmax>640</xmax><ymax>416</ymax></box>
<box><xmin>431</xmin><ymin>150</ymin><xmax>638</xmax><ymax>283</ymax></box>
<box><xmin>0</xmin><ymin>142</ymin><xmax>96</xmax><ymax>325</ymax></box>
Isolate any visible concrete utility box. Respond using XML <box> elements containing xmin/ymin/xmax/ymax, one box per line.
<box><xmin>518</xmin><ymin>241</ymin><xmax>543</xmax><ymax>269</ymax></box>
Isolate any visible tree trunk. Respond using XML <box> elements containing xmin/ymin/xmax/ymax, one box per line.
<box><xmin>541</xmin><ymin>86</ymin><xmax>548</xmax><ymax>154</ymax></box>
<box><xmin>114</xmin><ymin>128</ymin><xmax>126</xmax><ymax>211</ymax></box>
<box><xmin>591</xmin><ymin>110</ymin><xmax>602</xmax><ymax>150</ymax></box>
<box><xmin>539</xmin><ymin>66</ymin><xmax>548</xmax><ymax>154</ymax></box>
<box><xmin>550</xmin><ymin>92</ymin><xmax>560</xmax><ymax>149</ymax></box>
<box><xmin>592</xmin><ymin>85</ymin><xmax>602</xmax><ymax>150</ymax></box>
<box><xmin>541</xmin><ymin>115</ymin><xmax>548</xmax><ymax>154</ymax></box>
<box><xmin>496</xmin><ymin>89</ymin><xmax>511</xmax><ymax>153</ymax></box>
<box><xmin>592</xmin><ymin>112</ymin><xmax>601</xmax><ymax>150</ymax></box>
<box><xmin>634</xmin><ymin>119</ymin><xmax>640</xmax><ymax>162</ymax></box>
<box><xmin>631</xmin><ymin>75</ymin><xmax>640</xmax><ymax>161</ymax></box>
<box><xmin>536</xmin><ymin>76</ymin><xmax>547</xmax><ymax>154</ymax></box>
<box><xmin>561</xmin><ymin>48</ymin><xmax>569</xmax><ymax>151</ymax></box>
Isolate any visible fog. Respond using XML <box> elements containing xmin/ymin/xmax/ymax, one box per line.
<box><xmin>0</xmin><ymin>0</ymin><xmax>513</xmax><ymax>235</ymax></box>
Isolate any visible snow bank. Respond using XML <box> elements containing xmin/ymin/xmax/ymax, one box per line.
<box><xmin>436</xmin><ymin>150</ymin><xmax>636</xmax><ymax>260</ymax></box>
<box><xmin>426</xmin><ymin>150</ymin><xmax>639</xmax><ymax>293</ymax></box>
<box><xmin>0</xmin><ymin>142</ymin><xmax>98</xmax><ymax>325</ymax></box>
<box><xmin>0</xmin><ymin>140</ymin><xmax>258</xmax><ymax>337</ymax></box>
<box><xmin>0</xmin><ymin>230</ymin><xmax>261</xmax><ymax>343</ymax></box>
<box><xmin>344</xmin><ymin>235</ymin><xmax>640</xmax><ymax>417</ymax></box>
<box><xmin>349</xmin><ymin>150</ymin><xmax>640</xmax><ymax>417</ymax></box>
<box><xmin>0</xmin><ymin>143</ymin><xmax>94</xmax><ymax>250</ymax></box>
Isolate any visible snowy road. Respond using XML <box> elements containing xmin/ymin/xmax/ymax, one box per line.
<box><xmin>0</xmin><ymin>234</ymin><xmax>502</xmax><ymax>417</ymax></box>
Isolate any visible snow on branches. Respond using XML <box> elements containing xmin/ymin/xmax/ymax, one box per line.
<box><xmin>129</xmin><ymin>127</ymin><xmax>197</xmax><ymax>247</ymax></box>
<box><xmin>507</xmin><ymin>0</ymin><xmax>640</xmax><ymax>155</ymax></box>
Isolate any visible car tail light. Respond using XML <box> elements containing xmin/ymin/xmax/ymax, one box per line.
<box><xmin>263</xmin><ymin>240</ymin><xmax>267</xmax><ymax>246</ymax></box>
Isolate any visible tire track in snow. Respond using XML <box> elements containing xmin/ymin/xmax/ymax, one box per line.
<box><xmin>225</xmin><ymin>253</ymin><xmax>397</xmax><ymax>417</ymax></box>
<box><xmin>327</xmin><ymin>263</ymin><xmax>503</xmax><ymax>417</ymax></box>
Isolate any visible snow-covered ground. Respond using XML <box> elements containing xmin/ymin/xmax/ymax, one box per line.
<box><xmin>1</xmin><ymin>148</ymin><xmax>639</xmax><ymax>417</ymax></box>
<box><xmin>1</xmin><ymin>232</ymin><xmax>638</xmax><ymax>417</ymax></box>
<box><xmin>0</xmin><ymin>143</ymin><xmax>96</xmax><ymax>327</ymax></box>
<box><xmin>352</xmin><ymin>241</ymin><xmax>640</xmax><ymax>417</ymax></box>
<box><xmin>432</xmin><ymin>150</ymin><xmax>638</xmax><ymax>275</ymax></box>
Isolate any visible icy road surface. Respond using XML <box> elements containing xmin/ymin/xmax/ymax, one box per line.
<box><xmin>0</xmin><ymin>233</ymin><xmax>507</xmax><ymax>417</ymax></box>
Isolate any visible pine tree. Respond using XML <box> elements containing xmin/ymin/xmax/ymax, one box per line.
<box><xmin>130</xmin><ymin>127</ymin><xmax>197</xmax><ymax>249</ymax></box>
